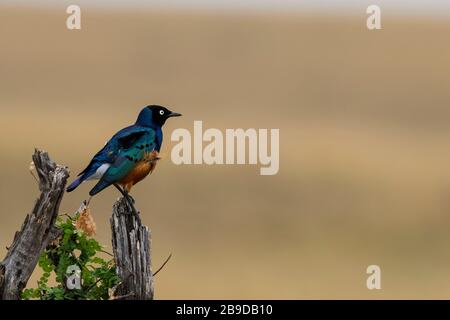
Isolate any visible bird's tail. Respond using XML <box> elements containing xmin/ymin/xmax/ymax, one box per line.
<box><xmin>89</xmin><ymin>180</ymin><xmax>112</xmax><ymax>197</ymax></box>
<box><xmin>66</xmin><ymin>176</ymin><xmax>84</xmax><ymax>192</ymax></box>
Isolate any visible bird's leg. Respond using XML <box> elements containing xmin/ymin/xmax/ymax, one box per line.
<box><xmin>85</xmin><ymin>196</ymin><xmax>93</xmax><ymax>207</ymax></box>
<box><xmin>124</xmin><ymin>191</ymin><xmax>139</xmax><ymax>217</ymax></box>
<box><xmin>125</xmin><ymin>193</ymin><xmax>135</xmax><ymax>203</ymax></box>
<box><xmin>113</xmin><ymin>183</ymin><xmax>139</xmax><ymax>216</ymax></box>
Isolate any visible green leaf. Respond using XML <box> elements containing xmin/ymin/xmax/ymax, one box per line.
<box><xmin>23</xmin><ymin>214</ymin><xmax>118</xmax><ymax>300</ymax></box>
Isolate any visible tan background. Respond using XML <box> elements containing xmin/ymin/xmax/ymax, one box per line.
<box><xmin>1</xmin><ymin>4</ymin><xmax>450</xmax><ymax>299</ymax></box>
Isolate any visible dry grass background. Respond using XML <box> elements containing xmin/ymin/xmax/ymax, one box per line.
<box><xmin>1</xmin><ymin>6</ymin><xmax>450</xmax><ymax>299</ymax></box>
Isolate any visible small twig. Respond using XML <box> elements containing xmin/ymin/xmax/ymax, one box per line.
<box><xmin>112</xmin><ymin>292</ymin><xmax>135</xmax><ymax>300</ymax></box>
<box><xmin>30</xmin><ymin>171</ymin><xmax>39</xmax><ymax>184</ymax></box>
<box><xmin>86</xmin><ymin>276</ymin><xmax>104</xmax><ymax>292</ymax></box>
<box><xmin>99</xmin><ymin>249</ymin><xmax>114</xmax><ymax>257</ymax></box>
<box><xmin>29</xmin><ymin>161</ymin><xmax>39</xmax><ymax>184</ymax></box>
<box><xmin>59</xmin><ymin>213</ymin><xmax>73</xmax><ymax>219</ymax></box>
<box><xmin>38</xmin><ymin>281</ymin><xmax>44</xmax><ymax>299</ymax></box>
<box><xmin>153</xmin><ymin>253</ymin><xmax>172</xmax><ymax>277</ymax></box>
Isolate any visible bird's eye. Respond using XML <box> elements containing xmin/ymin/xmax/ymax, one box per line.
<box><xmin>159</xmin><ymin>110</ymin><xmax>164</xmax><ymax>115</ymax></box>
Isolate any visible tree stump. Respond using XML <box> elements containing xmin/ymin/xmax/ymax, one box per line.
<box><xmin>0</xmin><ymin>150</ymin><xmax>69</xmax><ymax>300</ymax></box>
<box><xmin>110</xmin><ymin>198</ymin><xmax>154</xmax><ymax>300</ymax></box>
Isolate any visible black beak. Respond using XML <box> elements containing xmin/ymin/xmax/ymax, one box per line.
<box><xmin>168</xmin><ymin>111</ymin><xmax>182</xmax><ymax>117</ymax></box>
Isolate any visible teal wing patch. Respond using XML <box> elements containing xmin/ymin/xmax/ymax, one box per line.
<box><xmin>89</xmin><ymin>129</ymin><xmax>156</xmax><ymax>196</ymax></box>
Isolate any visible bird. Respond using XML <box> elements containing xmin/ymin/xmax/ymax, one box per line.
<box><xmin>66</xmin><ymin>105</ymin><xmax>181</xmax><ymax>204</ymax></box>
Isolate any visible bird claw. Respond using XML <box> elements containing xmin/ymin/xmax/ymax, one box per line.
<box><xmin>113</xmin><ymin>183</ymin><xmax>139</xmax><ymax>217</ymax></box>
<box><xmin>123</xmin><ymin>194</ymin><xmax>139</xmax><ymax>216</ymax></box>
<box><xmin>126</xmin><ymin>194</ymin><xmax>135</xmax><ymax>204</ymax></box>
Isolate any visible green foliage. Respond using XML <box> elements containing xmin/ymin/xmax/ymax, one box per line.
<box><xmin>21</xmin><ymin>214</ymin><xmax>119</xmax><ymax>300</ymax></box>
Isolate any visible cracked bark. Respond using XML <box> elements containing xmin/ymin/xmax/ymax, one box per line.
<box><xmin>110</xmin><ymin>198</ymin><xmax>154</xmax><ymax>300</ymax></box>
<box><xmin>0</xmin><ymin>150</ymin><xmax>69</xmax><ymax>300</ymax></box>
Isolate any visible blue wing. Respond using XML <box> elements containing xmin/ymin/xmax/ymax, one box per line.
<box><xmin>66</xmin><ymin>125</ymin><xmax>152</xmax><ymax>192</ymax></box>
<box><xmin>89</xmin><ymin>130</ymin><xmax>156</xmax><ymax>196</ymax></box>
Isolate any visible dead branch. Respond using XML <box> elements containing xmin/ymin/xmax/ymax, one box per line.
<box><xmin>153</xmin><ymin>253</ymin><xmax>172</xmax><ymax>277</ymax></box>
<box><xmin>0</xmin><ymin>150</ymin><xmax>69</xmax><ymax>300</ymax></box>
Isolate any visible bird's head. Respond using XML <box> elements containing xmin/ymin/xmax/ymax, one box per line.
<box><xmin>136</xmin><ymin>105</ymin><xmax>182</xmax><ymax>127</ymax></box>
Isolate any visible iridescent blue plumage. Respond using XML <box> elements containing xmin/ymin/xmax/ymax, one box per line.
<box><xmin>66</xmin><ymin>105</ymin><xmax>181</xmax><ymax>196</ymax></box>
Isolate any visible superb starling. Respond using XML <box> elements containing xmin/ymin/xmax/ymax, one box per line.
<box><xmin>66</xmin><ymin>105</ymin><xmax>181</xmax><ymax>201</ymax></box>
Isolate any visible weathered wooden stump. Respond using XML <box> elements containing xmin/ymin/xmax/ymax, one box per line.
<box><xmin>0</xmin><ymin>150</ymin><xmax>69</xmax><ymax>300</ymax></box>
<box><xmin>110</xmin><ymin>198</ymin><xmax>154</xmax><ymax>300</ymax></box>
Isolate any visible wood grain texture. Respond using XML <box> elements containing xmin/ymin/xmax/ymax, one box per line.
<box><xmin>110</xmin><ymin>198</ymin><xmax>154</xmax><ymax>300</ymax></box>
<box><xmin>0</xmin><ymin>150</ymin><xmax>69</xmax><ymax>300</ymax></box>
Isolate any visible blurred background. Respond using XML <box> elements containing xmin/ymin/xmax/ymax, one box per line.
<box><xmin>1</xmin><ymin>0</ymin><xmax>450</xmax><ymax>299</ymax></box>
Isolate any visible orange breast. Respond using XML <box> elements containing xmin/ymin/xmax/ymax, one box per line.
<box><xmin>119</xmin><ymin>151</ymin><xmax>159</xmax><ymax>192</ymax></box>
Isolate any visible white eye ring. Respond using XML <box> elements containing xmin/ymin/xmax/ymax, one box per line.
<box><xmin>159</xmin><ymin>110</ymin><xmax>164</xmax><ymax>115</ymax></box>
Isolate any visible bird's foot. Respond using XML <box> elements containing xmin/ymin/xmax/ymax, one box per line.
<box><xmin>123</xmin><ymin>193</ymin><xmax>139</xmax><ymax>217</ymax></box>
<box><xmin>113</xmin><ymin>183</ymin><xmax>140</xmax><ymax>217</ymax></box>
<box><xmin>125</xmin><ymin>194</ymin><xmax>135</xmax><ymax>204</ymax></box>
